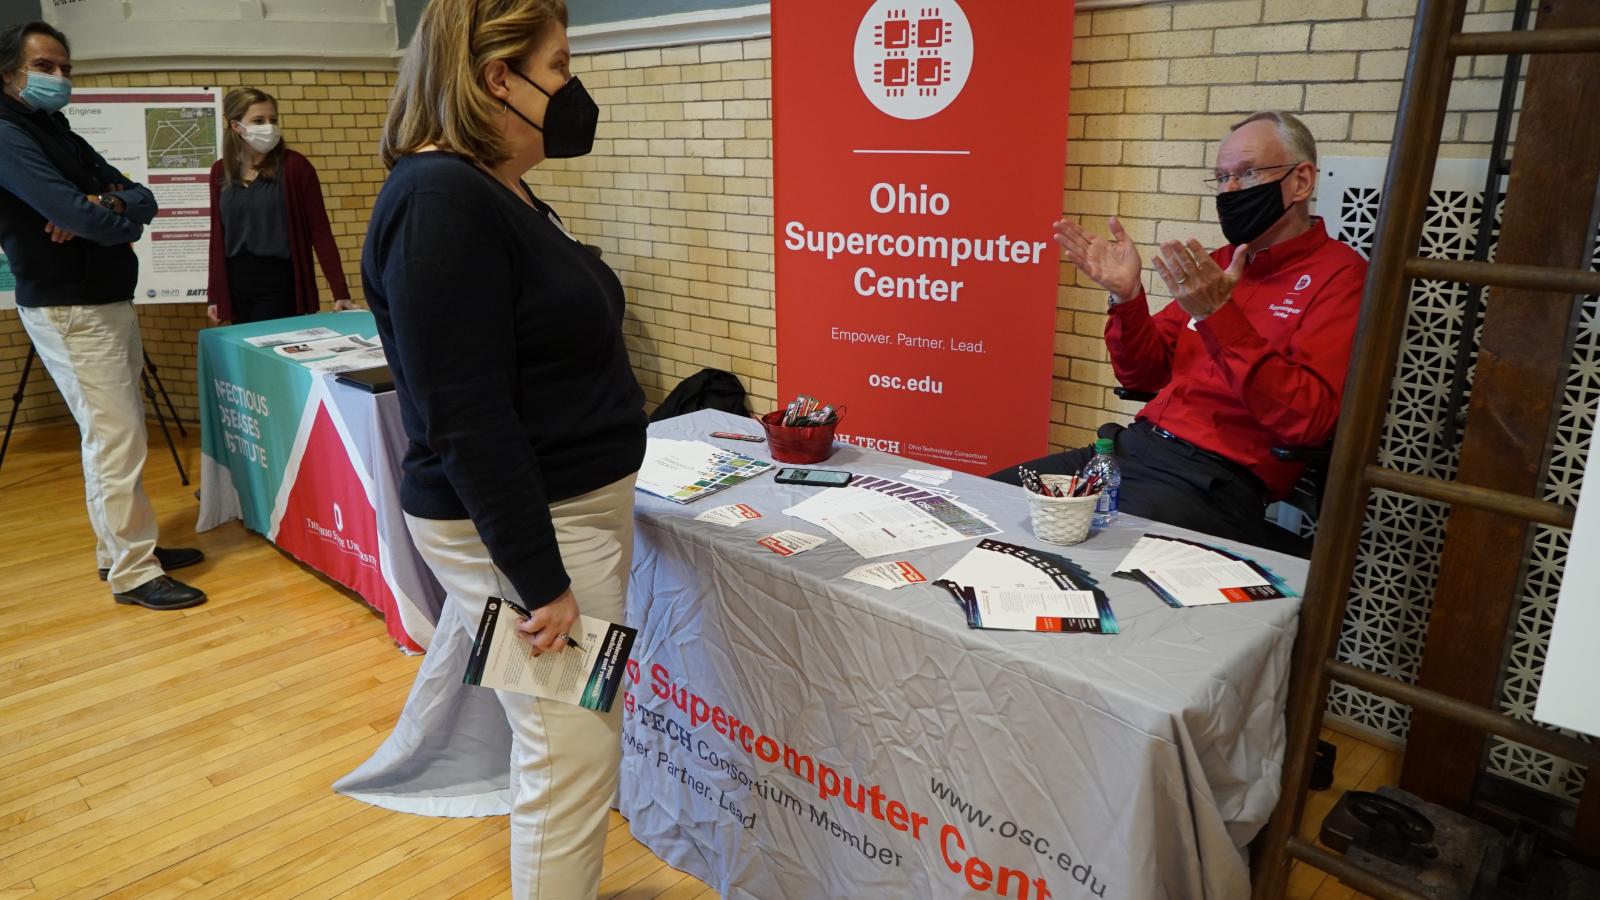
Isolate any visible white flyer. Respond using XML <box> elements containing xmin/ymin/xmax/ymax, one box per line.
<box><xmin>635</xmin><ymin>439</ymin><xmax>772</xmax><ymax>504</ymax></box>
<box><xmin>973</xmin><ymin>588</ymin><xmax>1101</xmax><ymax>631</ymax></box>
<box><xmin>243</xmin><ymin>326</ymin><xmax>342</xmax><ymax>348</ymax></box>
<box><xmin>843</xmin><ymin>561</ymin><xmax>928</xmax><ymax>590</ymax></box>
<box><xmin>694</xmin><ymin>503</ymin><xmax>764</xmax><ymax>527</ymax></box>
<box><xmin>303</xmin><ymin>346</ymin><xmax>390</xmax><ymax>374</ymax></box>
<box><xmin>1145</xmin><ymin>561</ymin><xmax>1273</xmax><ymax>607</ymax></box>
<box><xmin>756</xmin><ymin>531</ymin><xmax>827</xmax><ymax>557</ymax></box>
<box><xmin>785</xmin><ymin>487</ymin><xmax>977</xmax><ymax>558</ymax></box>
<box><xmin>272</xmin><ymin>334</ymin><xmax>377</xmax><ymax>364</ymax></box>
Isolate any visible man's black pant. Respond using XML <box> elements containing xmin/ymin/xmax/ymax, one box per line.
<box><xmin>991</xmin><ymin>420</ymin><xmax>1300</xmax><ymax>552</ymax></box>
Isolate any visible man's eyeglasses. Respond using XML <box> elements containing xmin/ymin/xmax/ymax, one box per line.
<box><xmin>1201</xmin><ymin>163</ymin><xmax>1305</xmax><ymax>192</ymax></box>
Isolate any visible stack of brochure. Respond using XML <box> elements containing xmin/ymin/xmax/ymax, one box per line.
<box><xmin>635</xmin><ymin>438</ymin><xmax>773</xmax><ymax>504</ymax></box>
<box><xmin>783</xmin><ymin>476</ymin><xmax>1000</xmax><ymax>558</ymax></box>
<box><xmin>249</xmin><ymin>327</ymin><xmax>388</xmax><ymax>374</ymax></box>
<box><xmin>934</xmin><ymin>539</ymin><xmax>1119</xmax><ymax>634</ymax></box>
<box><xmin>1113</xmin><ymin>534</ymin><xmax>1299</xmax><ymax>608</ymax></box>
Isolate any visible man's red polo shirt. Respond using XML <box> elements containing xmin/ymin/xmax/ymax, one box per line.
<box><xmin>1105</xmin><ymin>218</ymin><xmax>1368</xmax><ymax>499</ymax></box>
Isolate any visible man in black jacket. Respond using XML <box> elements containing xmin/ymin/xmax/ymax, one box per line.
<box><xmin>0</xmin><ymin>21</ymin><xmax>205</xmax><ymax>609</ymax></box>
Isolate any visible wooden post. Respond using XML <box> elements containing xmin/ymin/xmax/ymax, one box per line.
<box><xmin>1399</xmin><ymin>0</ymin><xmax>1600</xmax><ymax>841</ymax></box>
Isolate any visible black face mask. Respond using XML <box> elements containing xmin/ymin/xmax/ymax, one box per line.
<box><xmin>1215</xmin><ymin>171</ymin><xmax>1294</xmax><ymax>246</ymax></box>
<box><xmin>506</xmin><ymin>68</ymin><xmax>598</xmax><ymax>159</ymax></box>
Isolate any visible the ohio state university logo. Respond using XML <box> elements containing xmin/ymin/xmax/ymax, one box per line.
<box><xmin>854</xmin><ymin>1</ymin><xmax>974</xmax><ymax>120</ymax></box>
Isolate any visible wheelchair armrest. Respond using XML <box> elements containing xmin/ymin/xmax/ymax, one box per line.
<box><xmin>1270</xmin><ymin>445</ymin><xmax>1332</xmax><ymax>465</ymax></box>
<box><xmin>1112</xmin><ymin>386</ymin><xmax>1158</xmax><ymax>403</ymax></box>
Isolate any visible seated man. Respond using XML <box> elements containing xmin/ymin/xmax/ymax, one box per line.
<box><xmin>994</xmin><ymin>110</ymin><xmax>1368</xmax><ymax>547</ymax></box>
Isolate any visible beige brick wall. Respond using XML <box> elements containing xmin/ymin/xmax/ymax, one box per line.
<box><xmin>3</xmin><ymin>0</ymin><xmax>1523</xmax><ymax>456</ymax></box>
<box><xmin>521</xmin><ymin>0</ymin><xmax>1519</xmax><ymax>454</ymax></box>
<box><xmin>523</xmin><ymin>42</ymin><xmax>778</xmax><ymax>415</ymax></box>
<box><xmin>1046</xmin><ymin>0</ymin><xmax>1518</xmax><ymax>450</ymax></box>
<box><xmin>0</xmin><ymin>69</ymin><xmax>393</xmax><ymax>428</ymax></box>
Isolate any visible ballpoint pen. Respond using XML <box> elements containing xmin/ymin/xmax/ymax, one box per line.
<box><xmin>502</xmin><ymin>594</ymin><xmax>588</xmax><ymax>652</ymax></box>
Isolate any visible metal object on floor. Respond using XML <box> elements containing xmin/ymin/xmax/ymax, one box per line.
<box><xmin>1321</xmin><ymin>787</ymin><xmax>1493</xmax><ymax>898</ymax></box>
<box><xmin>1318</xmin><ymin>787</ymin><xmax>1600</xmax><ymax>899</ymax></box>
<box><xmin>0</xmin><ymin>344</ymin><xmax>189</xmax><ymax>485</ymax></box>
<box><xmin>1321</xmin><ymin>790</ymin><xmax>1440</xmax><ymax>866</ymax></box>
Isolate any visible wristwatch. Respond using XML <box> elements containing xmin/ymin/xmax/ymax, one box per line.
<box><xmin>96</xmin><ymin>193</ymin><xmax>121</xmax><ymax>213</ymax></box>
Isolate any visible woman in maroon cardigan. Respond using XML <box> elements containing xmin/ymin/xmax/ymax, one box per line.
<box><xmin>206</xmin><ymin>87</ymin><xmax>355</xmax><ymax>324</ymax></box>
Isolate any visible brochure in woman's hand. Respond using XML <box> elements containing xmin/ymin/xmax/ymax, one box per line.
<box><xmin>463</xmin><ymin>598</ymin><xmax>636</xmax><ymax>712</ymax></box>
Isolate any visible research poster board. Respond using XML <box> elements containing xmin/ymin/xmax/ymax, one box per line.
<box><xmin>1534</xmin><ymin>394</ymin><xmax>1600</xmax><ymax>738</ymax></box>
<box><xmin>1</xmin><ymin>86</ymin><xmax>222</xmax><ymax>310</ymax></box>
<box><xmin>772</xmin><ymin>0</ymin><xmax>1073</xmax><ymax>475</ymax></box>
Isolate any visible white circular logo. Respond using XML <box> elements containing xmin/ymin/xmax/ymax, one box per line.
<box><xmin>1294</xmin><ymin>274</ymin><xmax>1312</xmax><ymax>291</ymax></box>
<box><xmin>854</xmin><ymin>1</ymin><xmax>974</xmax><ymax>120</ymax></box>
<box><xmin>333</xmin><ymin>502</ymin><xmax>344</xmax><ymax>532</ymax></box>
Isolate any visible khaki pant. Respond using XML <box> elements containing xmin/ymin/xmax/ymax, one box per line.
<box><xmin>404</xmin><ymin>473</ymin><xmax>636</xmax><ymax>900</ymax></box>
<box><xmin>18</xmin><ymin>302</ymin><xmax>162</xmax><ymax>592</ymax></box>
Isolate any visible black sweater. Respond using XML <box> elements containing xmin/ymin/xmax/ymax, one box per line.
<box><xmin>362</xmin><ymin>152</ymin><xmax>647</xmax><ymax>608</ymax></box>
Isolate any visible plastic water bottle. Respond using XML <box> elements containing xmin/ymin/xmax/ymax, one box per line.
<box><xmin>1083</xmin><ymin>438</ymin><xmax>1121</xmax><ymax>527</ymax></box>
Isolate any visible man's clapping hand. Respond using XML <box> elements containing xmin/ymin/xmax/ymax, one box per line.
<box><xmin>1053</xmin><ymin>215</ymin><xmax>1143</xmax><ymax>300</ymax></box>
<box><xmin>1153</xmin><ymin>239</ymin><xmax>1249</xmax><ymax>321</ymax></box>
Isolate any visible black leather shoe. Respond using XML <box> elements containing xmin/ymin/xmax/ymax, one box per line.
<box><xmin>98</xmin><ymin>547</ymin><xmax>205</xmax><ymax>581</ymax></box>
<box><xmin>113</xmin><ymin>575</ymin><xmax>207</xmax><ymax>610</ymax></box>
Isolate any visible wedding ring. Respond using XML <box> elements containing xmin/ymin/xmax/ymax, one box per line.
<box><xmin>1175</xmin><ymin>276</ymin><xmax>1187</xmax><ymax>284</ymax></box>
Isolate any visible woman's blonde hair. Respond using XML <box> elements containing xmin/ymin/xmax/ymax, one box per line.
<box><xmin>222</xmin><ymin>87</ymin><xmax>282</xmax><ymax>185</ymax></box>
<box><xmin>382</xmin><ymin>0</ymin><xmax>569</xmax><ymax>169</ymax></box>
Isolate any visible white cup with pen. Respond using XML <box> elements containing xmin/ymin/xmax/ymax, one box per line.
<box><xmin>1020</xmin><ymin>467</ymin><xmax>1103</xmax><ymax>545</ymax></box>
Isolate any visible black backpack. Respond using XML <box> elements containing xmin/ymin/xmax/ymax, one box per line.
<box><xmin>650</xmin><ymin>368</ymin><xmax>751</xmax><ymax>422</ymax></box>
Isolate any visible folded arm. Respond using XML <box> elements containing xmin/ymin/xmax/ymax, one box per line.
<box><xmin>0</xmin><ymin>123</ymin><xmax>151</xmax><ymax>244</ymax></box>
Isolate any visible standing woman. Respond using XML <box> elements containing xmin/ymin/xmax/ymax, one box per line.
<box><xmin>205</xmin><ymin>87</ymin><xmax>355</xmax><ymax>324</ymax></box>
<box><xmin>336</xmin><ymin>1</ymin><xmax>646</xmax><ymax>897</ymax></box>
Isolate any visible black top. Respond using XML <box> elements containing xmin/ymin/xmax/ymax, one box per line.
<box><xmin>220</xmin><ymin>174</ymin><xmax>290</xmax><ymax>259</ymax></box>
<box><xmin>362</xmin><ymin>152</ymin><xmax>647</xmax><ymax>608</ymax></box>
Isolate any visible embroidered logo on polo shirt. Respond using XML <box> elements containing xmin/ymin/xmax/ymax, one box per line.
<box><xmin>1294</xmin><ymin>274</ymin><xmax>1312</xmax><ymax>291</ymax></box>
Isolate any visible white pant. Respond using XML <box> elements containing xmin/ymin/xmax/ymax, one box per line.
<box><xmin>404</xmin><ymin>473</ymin><xmax>636</xmax><ymax>900</ymax></box>
<box><xmin>18</xmin><ymin>302</ymin><xmax>162</xmax><ymax>592</ymax></box>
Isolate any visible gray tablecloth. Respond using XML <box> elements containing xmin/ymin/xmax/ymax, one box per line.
<box><xmin>621</xmin><ymin>411</ymin><xmax>1301</xmax><ymax>899</ymax></box>
<box><xmin>336</xmin><ymin>409</ymin><xmax>1303</xmax><ymax>899</ymax></box>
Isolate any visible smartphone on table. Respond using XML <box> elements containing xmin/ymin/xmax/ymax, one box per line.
<box><xmin>773</xmin><ymin>468</ymin><xmax>852</xmax><ymax>487</ymax></box>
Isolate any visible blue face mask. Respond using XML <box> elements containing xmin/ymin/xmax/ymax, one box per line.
<box><xmin>18</xmin><ymin>70</ymin><xmax>71</xmax><ymax>113</ymax></box>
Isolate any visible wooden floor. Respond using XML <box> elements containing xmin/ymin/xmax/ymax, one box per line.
<box><xmin>0</xmin><ymin>423</ymin><xmax>713</xmax><ymax>899</ymax></box>
<box><xmin>1</xmin><ymin>422</ymin><xmax>1394</xmax><ymax>898</ymax></box>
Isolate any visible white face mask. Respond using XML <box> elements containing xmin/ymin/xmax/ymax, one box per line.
<box><xmin>238</xmin><ymin>123</ymin><xmax>281</xmax><ymax>154</ymax></box>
